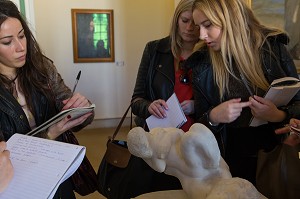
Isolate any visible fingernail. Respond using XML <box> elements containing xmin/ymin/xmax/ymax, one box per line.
<box><xmin>67</xmin><ymin>115</ymin><xmax>71</xmax><ymax>119</ymax></box>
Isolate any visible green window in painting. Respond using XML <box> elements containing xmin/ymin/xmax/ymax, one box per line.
<box><xmin>92</xmin><ymin>13</ymin><xmax>110</xmax><ymax>54</ymax></box>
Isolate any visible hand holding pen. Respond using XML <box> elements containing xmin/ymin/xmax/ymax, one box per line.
<box><xmin>62</xmin><ymin>71</ymin><xmax>90</xmax><ymax>110</ymax></box>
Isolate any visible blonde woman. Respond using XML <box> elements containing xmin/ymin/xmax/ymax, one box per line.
<box><xmin>130</xmin><ymin>0</ymin><xmax>199</xmax><ymax>196</ymax></box>
<box><xmin>188</xmin><ymin>0</ymin><xmax>300</xmax><ymax>186</ymax></box>
<box><xmin>131</xmin><ymin>0</ymin><xmax>199</xmax><ymax>133</ymax></box>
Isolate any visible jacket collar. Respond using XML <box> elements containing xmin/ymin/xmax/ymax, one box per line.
<box><xmin>156</xmin><ymin>36</ymin><xmax>172</xmax><ymax>54</ymax></box>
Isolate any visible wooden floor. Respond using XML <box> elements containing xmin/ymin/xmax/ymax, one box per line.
<box><xmin>74</xmin><ymin>126</ymin><xmax>130</xmax><ymax>199</ymax></box>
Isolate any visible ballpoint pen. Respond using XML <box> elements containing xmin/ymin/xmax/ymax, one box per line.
<box><xmin>72</xmin><ymin>70</ymin><xmax>81</xmax><ymax>94</ymax></box>
<box><xmin>67</xmin><ymin>70</ymin><xmax>81</xmax><ymax>104</ymax></box>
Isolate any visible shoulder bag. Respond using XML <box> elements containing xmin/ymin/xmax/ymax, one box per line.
<box><xmin>97</xmin><ymin>104</ymin><xmax>159</xmax><ymax>199</ymax></box>
<box><xmin>256</xmin><ymin>143</ymin><xmax>300</xmax><ymax>199</ymax></box>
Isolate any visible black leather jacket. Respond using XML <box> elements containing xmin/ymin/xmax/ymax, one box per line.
<box><xmin>131</xmin><ymin>37</ymin><xmax>175</xmax><ymax>127</ymax></box>
<box><xmin>0</xmin><ymin>58</ymin><xmax>94</xmax><ymax>141</ymax></box>
<box><xmin>186</xmin><ymin>34</ymin><xmax>300</xmax><ymax>155</ymax></box>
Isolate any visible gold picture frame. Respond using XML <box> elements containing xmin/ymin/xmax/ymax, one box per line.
<box><xmin>71</xmin><ymin>9</ymin><xmax>115</xmax><ymax>63</ymax></box>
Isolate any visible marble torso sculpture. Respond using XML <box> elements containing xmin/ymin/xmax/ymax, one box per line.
<box><xmin>127</xmin><ymin>123</ymin><xmax>267</xmax><ymax>199</ymax></box>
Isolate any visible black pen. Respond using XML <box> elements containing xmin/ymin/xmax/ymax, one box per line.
<box><xmin>67</xmin><ymin>71</ymin><xmax>81</xmax><ymax>103</ymax></box>
<box><xmin>72</xmin><ymin>70</ymin><xmax>81</xmax><ymax>94</ymax></box>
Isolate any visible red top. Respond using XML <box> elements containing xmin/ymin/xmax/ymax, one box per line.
<box><xmin>174</xmin><ymin>63</ymin><xmax>193</xmax><ymax>132</ymax></box>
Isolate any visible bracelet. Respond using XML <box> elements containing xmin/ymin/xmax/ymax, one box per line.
<box><xmin>208</xmin><ymin>120</ymin><xmax>218</xmax><ymax>127</ymax></box>
<box><xmin>206</xmin><ymin>108</ymin><xmax>218</xmax><ymax>127</ymax></box>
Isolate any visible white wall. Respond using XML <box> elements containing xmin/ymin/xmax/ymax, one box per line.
<box><xmin>33</xmin><ymin>0</ymin><xmax>174</xmax><ymax>127</ymax></box>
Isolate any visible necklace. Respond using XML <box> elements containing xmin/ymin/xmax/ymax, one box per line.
<box><xmin>9</xmin><ymin>73</ymin><xmax>19</xmax><ymax>100</ymax></box>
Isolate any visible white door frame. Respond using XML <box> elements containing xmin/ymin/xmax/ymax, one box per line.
<box><xmin>11</xmin><ymin>0</ymin><xmax>36</xmax><ymax>34</ymax></box>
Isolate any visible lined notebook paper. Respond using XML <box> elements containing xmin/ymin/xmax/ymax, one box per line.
<box><xmin>0</xmin><ymin>134</ymin><xmax>85</xmax><ymax>199</ymax></box>
<box><xmin>146</xmin><ymin>93</ymin><xmax>187</xmax><ymax>130</ymax></box>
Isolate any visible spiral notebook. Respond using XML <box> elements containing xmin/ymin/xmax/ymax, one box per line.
<box><xmin>146</xmin><ymin>93</ymin><xmax>187</xmax><ymax>130</ymax></box>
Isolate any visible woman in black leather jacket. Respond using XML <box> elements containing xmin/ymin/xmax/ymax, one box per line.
<box><xmin>131</xmin><ymin>0</ymin><xmax>199</xmax><ymax>133</ymax></box>
<box><xmin>130</xmin><ymin>0</ymin><xmax>199</xmax><ymax>195</ymax></box>
<box><xmin>0</xmin><ymin>1</ymin><xmax>94</xmax><ymax>198</ymax></box>
<box><xmin>189</xmin><ymin>0</ymin><xmax>300</xmax><ymax>186</ymax></box>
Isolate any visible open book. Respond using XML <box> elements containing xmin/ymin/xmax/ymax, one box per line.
<box><xmin>1</xmin><ymin>133</ymin><xmax>85</xmax><ymax>199</ymax></box>
<box><xmin>27</xmin><ymin>104</ymin><xmax>95</xmax><ymax>136</ymax></box>
<box><xmin>146</xmin><ymin>93</ymin><xmax>187</xmax><ymax>130</ymax></box>
<box><xmin>250</xmin><ymin>77</ymin><xmax>300</xmax><ymax>127</ymax></box>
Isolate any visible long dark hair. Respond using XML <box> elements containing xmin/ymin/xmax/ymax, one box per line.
<box><xmin>0</xmin><ymin>0</ymin><xmax>52</xmax><ymax>112</ymax></box>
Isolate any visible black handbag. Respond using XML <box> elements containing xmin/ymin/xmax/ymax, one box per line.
<box><xmin>62</xmin><ymin>131</ymin><xmax>98</xmax><ymax>196</ymax></box>
<box><xmin>256</xmin><ymin>143</ymin><xmax>300</xmax><ymax>199</ymax></box>
<box><xmin>97</xmin><ymin>104</ymin><xmax>182</xmax><ymax>199</ymax></box>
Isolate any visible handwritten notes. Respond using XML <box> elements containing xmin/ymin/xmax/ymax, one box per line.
<box><xmin>1</xmin><ymin>134</ymin><xmax>85</xmax><ymax>199</ymax></box>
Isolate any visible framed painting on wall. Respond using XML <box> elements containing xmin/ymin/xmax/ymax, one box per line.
<box><xmin>71</xmin><ymin>9</ymin><xmax>115</xmax><ymax>63</ymax></box>
<box><xmin>249</xmin><ymin>0</ymin><xmax>300</xmax><ymax>72</ymax></box>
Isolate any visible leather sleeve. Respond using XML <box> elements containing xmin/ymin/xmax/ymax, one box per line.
<box><xmin>131</xmin><ymin>41</ymin><xmax>157</xmax><ymax>119</ymax></box>
<box><xmin>272</xmin><ymin>40</ymin><xmax>300</xmax><ymax>124</ymax></box>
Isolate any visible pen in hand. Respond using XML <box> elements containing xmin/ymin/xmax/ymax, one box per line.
<box><xmin>66</xmin><ymin>70</ymin><xmax>81</xmax><ymax>105</ymax></box>
<box><xmin>72</xmin><ymin>70</ymin><xmax>81</xmax><ymax>94</ymax></box>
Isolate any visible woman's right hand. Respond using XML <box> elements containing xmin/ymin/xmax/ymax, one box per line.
<box><xmin>209</xmin><ymin>98</ymin><xmax>251</xmax><ymax>124</ymax></box>
<box><xmin>148</xmin><ymin>99</ymin><xmax>168</xmax><ymax>119</ymax></box>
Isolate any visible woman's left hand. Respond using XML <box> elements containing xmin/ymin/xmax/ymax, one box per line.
<box><xmin>62</xmin><ymin>93</ymin><xmax>91</xmax><ymax>110</ymax></box>
<box><xmin>249</xmin><ymin>95</ymin><xmax>286</xmax><ymax>122</ymax></box>
<box><xmin>47</xmin><ymin>112</ymin><xmax>93</xmax><ymax>139</ymax></box>
<box><xmin>181</xmin><ymin>100</ymin><xmax>194</xmax><ymax>115</ymax></box>
<box><xmin>47</xmin><ymin>92</ymin><xmax>92</xmax><ymax>139</ymax></box>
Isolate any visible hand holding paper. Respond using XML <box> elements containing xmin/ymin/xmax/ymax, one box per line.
<box><xmin>250</xmin><ymin>77</ymin><xmax>300</xmax><ymax>127</ymax></box>
<box><xmin>1</xmin><ymin>134</ymin><xmax>85</xmax><ymax>199</ymax></box>
<box><xmin>146</xmin><ymin>93</ymin><xmax>187</xmax><ymax>130</ymax></box>
<box><xmin>27</xmin><ymin>104</ymin><xmax>95</xmax><ymax>137</ymax></box>
<box><xmin>148</xmin><ymin>99</ymin><xmax>168</xmax><ymax>118</ymax></box>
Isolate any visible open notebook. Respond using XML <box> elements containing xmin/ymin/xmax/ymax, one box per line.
<box><xmin>250</xmin><ymin>77</ymin><xmax>300</xmax><ymax>127</ymax></box>
<box><xmin>146</xmin><ymin>93</ymin><xmax>187</xmax><ymax>130</ymax></box>
<box><xmin>1</xmin><ymin>133</ymin><xmax>85</xmax><ymax>199</ymax></box>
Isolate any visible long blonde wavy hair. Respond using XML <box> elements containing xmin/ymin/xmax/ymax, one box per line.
<box><xmin>192</xmin><ymin>0</ymin><xmax>285</xmax><ymax>99</ymax></box>
<box><xmin>170</xmin><ymin>0</ymin><xmax>197</xmax><ymax>59</ymax></box>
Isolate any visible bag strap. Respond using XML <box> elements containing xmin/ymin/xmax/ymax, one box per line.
<box><xmin>110</xmin><ymin>103</ymin><xmax>132</xmax><ymax>141</ymax></box>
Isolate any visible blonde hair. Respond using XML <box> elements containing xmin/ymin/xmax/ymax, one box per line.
<box><xmin>170</xmin><ymin>0</ymin><xmax>196</xmax><ymax>59</ymax></box>
<box><xmin>192</xmin><ymin>0</ymin><xmax>285</xmax><ymax>98</ymax></box>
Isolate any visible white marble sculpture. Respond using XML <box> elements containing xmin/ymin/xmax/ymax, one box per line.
<box><xmin>127</xmin><ymin>123</ymin><xmax>267</xmax><ymax>199</ymax></box>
